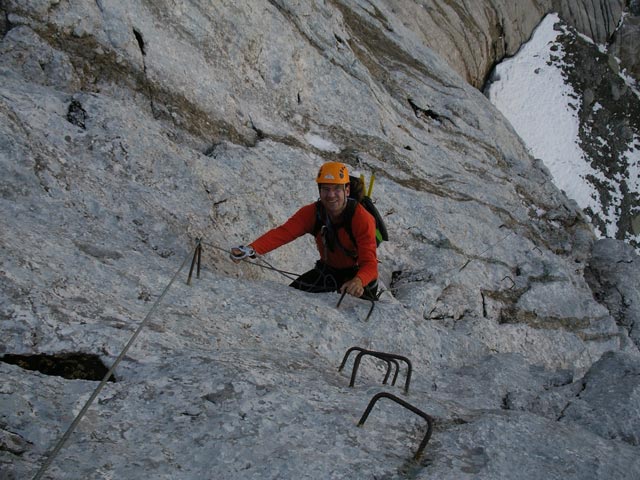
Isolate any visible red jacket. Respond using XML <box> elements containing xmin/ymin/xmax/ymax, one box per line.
<box><xmin>250</xmin><ymin>202</ymin><xmax>378</xmax><ymax>285</ymax></box>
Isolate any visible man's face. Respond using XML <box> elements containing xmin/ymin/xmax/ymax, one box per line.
<box><xmin>319</xmin><ymin>183</ymin><xmax>350</xmax><ymax>217</ymax></box>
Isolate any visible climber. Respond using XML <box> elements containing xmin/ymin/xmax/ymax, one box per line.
<box><xmin>230</xmin><ymin>161</ymin><xmax>379</xmax><ymax>300</ymax></box>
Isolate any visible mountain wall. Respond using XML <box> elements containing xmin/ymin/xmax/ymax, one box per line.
<box><xmin>1</xmin><ymin>1</ymin><xmax>638</xmax><ymax>479</ymax></box>
<box><xmin>382</xmin><ymin>0</ymin><xmax>630</xmax><ymax>89</ymax></box>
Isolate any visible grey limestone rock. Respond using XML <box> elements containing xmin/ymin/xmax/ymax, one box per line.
<box><xmin>0</xmin><ymin>1</ymin><xmax>638</xmax><ymax>479</ymax></box>
<box><xmin>586</xmin><ymin>238</ymin><xmax>640</xmax><ymax>349</ymax></box>
<box><xmin>610</xmin><ymin>10</ymin><xmax>640</xmax><ymax>80</ymax></box>
<box><xmin>553</xmin><ymin>0</ymin><xmax>624</xmax><ymax>44</ymax></box>
<box><xmin>559</xmin><ymin>351</ymin><xmax>640</xmax><ymax>446</ymax></box>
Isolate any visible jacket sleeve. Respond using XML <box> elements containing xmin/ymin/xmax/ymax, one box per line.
<box><xmin>249</xmin><ymin>203</ymin><xmax>317</xmax><ymax>255</ymax></box>
<box><xmin>351</xmin><ymin>205</ymin><xmax>378</xmax><ymax>286</ymax></box>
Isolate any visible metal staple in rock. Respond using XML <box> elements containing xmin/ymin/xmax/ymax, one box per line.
<box><xmin>339</xmin><ymin>346</ymin><xmax>413</xmax><ymax>393</ymax></box>
<box><xmin>358</xmin><ymin>392</ymin><xmax>434</xmax><ymax>460</ymax></box>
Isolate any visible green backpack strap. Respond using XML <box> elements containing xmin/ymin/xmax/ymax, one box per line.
<box><xmin>360</xmin><ymin>196</ymin><xmax>388</xmax><ymax>245</ymax></box>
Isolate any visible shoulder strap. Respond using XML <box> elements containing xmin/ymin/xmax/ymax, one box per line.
<box><xmin>342</xmin><ymin>198</ymin><xmax>358</xmax><ymax>249</ymax></box>
<box><xmin>312</xmin><ymin>201</ymin><xmax>322</xmax><ymax>236</ymax></box>
<box><xmin>313</xmin><ymin>199</ymin><xmax>358</xmax><ymax>258</ymax></box>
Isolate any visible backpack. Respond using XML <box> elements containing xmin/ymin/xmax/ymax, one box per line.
<box><xmin>312</xmin><ymin>175</ymin><xmax>388</xmax><ymax>257</ymax></box>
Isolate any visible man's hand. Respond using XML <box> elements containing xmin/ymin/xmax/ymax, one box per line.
<box><xmin>230</xmin><ymin>245</ymin><xmax>256</xmax><ymax>263</ymax></box>
<box><xmin>340</xmin><ymin>276</ymin><xmax>364</xmax><ymax>297</ymax></box>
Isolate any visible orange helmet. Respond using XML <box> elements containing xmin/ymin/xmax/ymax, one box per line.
<box><xmin>316</xmin><ymin>161</ymin><xmax>349</xmax><ymax>184</ymax></box>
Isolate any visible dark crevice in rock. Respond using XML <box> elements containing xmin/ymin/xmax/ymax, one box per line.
<box><xmin>1</xmin><ymin>353</ymin><xmax>115</xmax><ymax>382</ymax></box>
<box><xmin>616</xmin><ymin>259</ymin><xmax>633</xmax><ymax>264</ymax></box>
<box><xmin>556</xmin><ymin>379</ymin><xmax>586</xmax><ymax>421</ymax></box>
<box><xmin>203</xmin><ymin>143</ymin><xmax>222</xmax><ymax>157</ymax></box>
<box><xmin>408</xmin><ymin>98</ymin><xmax>446</xmax><ymax>125</ymax></box>
<box><xmin>484</xmin><ymin>18</ymin><xmax>506</xmax><ymax>88</ymax></box>
<box><xmin>501</xmin><ymin>392</ymin><xmax>511</xmax><ymax>410</ymax></box>
<box><xmin>0</xmin><ymin>428</ymin><xmax>32</xmax><ymax>456</ymax></box>
<box><xmin>130</xmin><ymin>27</ymin><xmax>157</xmax><ymax>119</ymax></box>
<box><xmin>66</xmin><ymin>99</ymin><xmax>87</xmax><ymax>130</ymax></box>
<box><xmin>1</xmin><ymin>7</ymin><xmax>11</xmax><ymax>38</ymax></box>
<box><xmin>133</xmin><ymin>27</ymin><xmax>146</xmax><ymax>56</ymax></box>
<box><xmin>248</xmin><ymin>116</ymin><xmax>265</xmax><ymax>141</ymax></box>
<box><xmin>481</xmin><ymin>291</ymin><xmax>487</xmax><ymax>318</ymax></box>
<box><xmin>390</xmin><ymin>270</ymin><xmax>402</xmax><ymax>295</ymax></box>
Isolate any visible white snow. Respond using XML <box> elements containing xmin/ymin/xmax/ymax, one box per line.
<box><xmin>486</xmin><ymin>13</ymin><xmax>639</xmax><ymax>247</ymax></box>
<box><xmin>627</xmin><ymin>135</ymin><xmax>640</xmax><ymax>194</ymax></box>
<box><xmin>304</xmin><ymin>133</ymin><xmax>341</xmax><ymax>152</ymax></box>
<box><xmin>486</xmin><ymin>14</ymin><xmax>603</xmax><ymax>221</ymax></box>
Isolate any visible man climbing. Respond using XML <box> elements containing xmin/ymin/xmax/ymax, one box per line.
<box><xmin>231</xmin><ymin>161</ymin><xmax>378</xmax><ymax>300</ymax></box>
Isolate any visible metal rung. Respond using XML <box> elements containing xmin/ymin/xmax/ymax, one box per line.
<box><xmin>186</xmin><ymin>239</ymin><xmax>202</xmax><ymax>285</ymax></box>
<box><xmin>336</xmin><ymin>291</ymin><xmax>376</xmax><ymax>321</ymax></box>
<box><xmin>358</xmin><ymin>392</ymin><xmax>434</xmax><ymax>460</ymax></box>
<box><xmin>339</xmin><ymin>346</ymin><xmax>413</xmax><ymax>393</ymax></box>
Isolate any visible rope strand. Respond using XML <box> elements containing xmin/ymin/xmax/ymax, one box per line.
<box><xmin>200</xmin><ymin>240</ymin><xmax>344</xmax><ymax>293</ymax></box>
<box><xmin>200</xmin><ymin>241</ymin><xmax>300</xmax><ymax>280</ymax></box>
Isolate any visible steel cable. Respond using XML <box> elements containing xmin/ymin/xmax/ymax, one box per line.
<box><xmin>32</xmin><ymin>241</ymin><xmax>199</xmax><ymax>480</ymax></box>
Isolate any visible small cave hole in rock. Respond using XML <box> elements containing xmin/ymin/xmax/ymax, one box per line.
<box><xmin>67</xmin><ymin>100</ymin><xmax>87</xmax><ymax>130</ymax></box>
<box><xmin>1</xmin><ymin>353</ymin><xmax>115</xmax><ymax>382</ymax></box>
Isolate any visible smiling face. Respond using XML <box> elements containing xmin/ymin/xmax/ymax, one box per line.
<box><xmin>319</xmin><ymin>183</ymin><xmax>350</xmax><ymax>219</ymax></box>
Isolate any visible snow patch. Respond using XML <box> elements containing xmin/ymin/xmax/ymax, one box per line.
<box><xmin>304</xmin><ymin>133</ymin><xmax>340</xmax><ymax>152</ymax></box>
<box><xmin>486</xmin><ymin>14</ymin><xmax>603</xmax><ymax>218</ymax></box>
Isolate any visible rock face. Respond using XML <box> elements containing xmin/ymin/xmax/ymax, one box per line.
<box><xmin>610</xmin><ymin>5</ymin><xmax>640</xmax><ymax>80</ymax></box>
<box><xmin>557</xmin><ymin>16</ymin><xmax>640</xmax><ymax>251</ymax></box>
<box><xmin>0</xmin><ymin>1</ymin><xmax>638</xmax><ymax>479</ymax></box>
<box><xmin>586</xmin><ymin>239</ymin><xmax>640</xmax><ymax>349</ymax></box>
<box><xmin>370</xmin><ymin>0</ymin><xmax>549</xmax><ymax>89</ymax></box>
<box><xmin>553</xmin><ymin>0</ymin><xmax>624</xmax><ymax>44</ymax></box>
<box><xmin>376</xmin><ymin>0</ymin><xmax>629</xmax><ymax>89</ymax></box>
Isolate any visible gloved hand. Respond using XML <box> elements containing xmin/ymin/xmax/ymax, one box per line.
<box><xmin>230</xmin><ymin>245</ymin><xmax>256</xmax><ymax>263</ymax></box>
